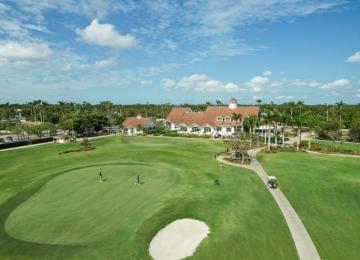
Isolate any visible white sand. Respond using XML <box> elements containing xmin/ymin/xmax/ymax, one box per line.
<box><xmin>149</xmin><ymin>218</ymin><xmax>209</xmax><ymax>260</ymax></box>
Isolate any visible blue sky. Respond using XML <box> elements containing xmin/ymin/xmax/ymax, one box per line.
<box><xmin>0</xmin><ymin>0</ymin><xmax>359</xmax><ymax>104</ymax></box>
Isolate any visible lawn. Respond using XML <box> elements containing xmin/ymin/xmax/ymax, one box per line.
<box><xmin>312</xmin><ymin>139</ymin><xmax>360</xmax><ymax>153</ymax></box>
<box><xmin>258</xmin><ymin>151</ymin><xmax>360</xmax><ymax>260</ymax></box>
<box><xmin>0</xmin><ymin>136</ymin><xmax>298</xmax><ymax>259</ymax></box>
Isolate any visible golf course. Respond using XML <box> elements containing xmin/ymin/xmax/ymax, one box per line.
<box><xmin>0</xmin><ymin>136</ymin><xmax>298</xmax><ymax>259</ymax></box>
<box><xmin>259</xmin><ymin>151</ymin><xmax>360</xmax><ymax>260</ymax></box>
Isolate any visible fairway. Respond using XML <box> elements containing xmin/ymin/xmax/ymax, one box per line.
<box><xmin>0</xmin><ymin>136</ymin><xmax>298</xmax><ymax>259</ymax></box>
<box><xmin>258</xmin><ymin>152</ymin><xmax>360</xmax><ymax>260</ymax></box>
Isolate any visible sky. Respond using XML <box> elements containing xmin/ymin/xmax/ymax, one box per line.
<box><xmin>0</xmin><ymin>0</ymin><xmax>359</xmax><ymax>105</ymax></box>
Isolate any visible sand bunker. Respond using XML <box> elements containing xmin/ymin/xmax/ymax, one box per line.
<box><xmin>149</xmin><ymin>218</ymin><xmax>209</xmax><ymax>260</ymax></box>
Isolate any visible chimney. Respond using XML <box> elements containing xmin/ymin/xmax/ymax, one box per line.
<box><xmin>229</xmin><ymin>97</ymin><xmax>237</xmax><ymax>109</ymax></box>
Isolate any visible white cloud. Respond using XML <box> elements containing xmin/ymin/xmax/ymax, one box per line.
<box><xmin>290</xmin><ymin>79</ymin><xmax>321</xmax><ymax>87</ymax></box>
<box><xmin>189</xmin><ymin>1</ymin><xmax>346</xmax><ymax>36</ymax></box>
<box><xmin>94</xmin><ymin>59</ymin><xmax>115</xmax><ymax>69</ymax></box>
<box><xmin>208</xmin><ymin>37</ymin><xmax>258</xmax><ymax>56</ymax></box>
<box><xmin>161</xmin><ymin>78</ymin><xmax>176</xmax><ymax>89</ymax></box>
<box><xmin>140</xmin><ymin>80</ymin><xmax>152</xmax><ymax>85</ymax></box>
<box><xmin>252</xmin><ymin>96</ymin><xmax>262</xmax><ymax>100</ymax></box>
<box><xmin>347</xmin><ymin>51</ymin><xmax>360</xmax><ymax>63</ymax></box>
<box><xmin>321</xmin><ymin>79</ymin><xmax>350</xmax><ymax>89</ymax></box>
<box><xmin>162</xmin><ymin>74</ymin><xmax>240</xmax><ymax>92</ymax></box>
<box><xmin>178</xmin><ymin>74</ymin><xmax>209</xmax><ymax>88</ymax></box>
<box><xmin>0</xmin><ymin>41</ymin><xmax>52</xmax><ymax>59</ymax></box>
<box><xmin>76</xmin><ymin>19</ymin><xmax>137</xmax><ymax>49</ymax></box>
<box><xmin>246</xmin><ymin>75</ymin><xmax>269</xmax><ymax>92</ymax></box>
<box><xmin>308</xmin><ymin>81</ymin><xmax>321</xmax><ymax>87</ymax></box>
<box><xmin>61</xmin><ymin>63</ymin><xmax>72</xmax><ymax>71</ymax></box>
<box><xmin>275</xmin><ymin>95</ymin><xmax>293</xmax><ymax>100</ymax></box>
<box><xmin>271</xmin><ymin>77</ymin><xmax>287</xmax><ymax>88</ymax></box>
<box><xmin>0</xmin><ymin>57</ymin><xmax>32</xmax><ymax>68</ymax></box>
<box><xmin>290</xmin><ymin>79</ymin><xmax>307</xmax><ymax>86</ymax></box>
<box><xmin>262</xmin><ymin>70</ymin><xmax>272</xmax><ymax>76</ymax></box>
<box><xmin>163</xmin><ymin>40</ymin><xmax>177</xmax><ymax>50</ymax></box>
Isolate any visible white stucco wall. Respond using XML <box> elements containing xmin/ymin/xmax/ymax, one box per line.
<box><xmin>169</xmin><ymin>122</ymin><xmax>240</xmax><ymax>137</ymax></box>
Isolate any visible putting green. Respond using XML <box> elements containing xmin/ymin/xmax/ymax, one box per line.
<box><xmin>5</xmin><ymin>164</ymin><xmax>178</xmax><ymax>245</ymax></box>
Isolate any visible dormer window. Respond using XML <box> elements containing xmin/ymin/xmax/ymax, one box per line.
<box><xmin>216</xmin><ymin>116</ymin><xmax>223</xmax><ymax>121</ymax></box>
<box><xmin>225</xmin><ymin>117</ymin><xmax>231</xmax><ymax>122</ymax></box>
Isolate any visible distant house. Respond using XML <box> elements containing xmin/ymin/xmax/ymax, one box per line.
<box><xmin>122</xmin><ymin>114</ymin><xmax>156</xmax><ymax>135</ymax></box>
<box><xmin>165</xmin><ymin>98</ymin><xmax>260</xmax><ymax>137</ymax></box>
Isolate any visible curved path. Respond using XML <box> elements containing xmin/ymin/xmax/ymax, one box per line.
<box><xmin>217</xmin><ymin>148</ymin><xmax>320</xmax><ymax>260</ymax></box>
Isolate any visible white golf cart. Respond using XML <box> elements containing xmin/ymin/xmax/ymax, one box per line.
<box><xmin>267</xmin><ymin>176</ymin><xmax>278</xmax><ymax>189</ymax></box>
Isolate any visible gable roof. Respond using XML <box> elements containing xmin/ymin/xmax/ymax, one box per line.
<box><xmin>166</xmin><ymin>107</ymin><xmax>191</xmax><ymax>124</ymax></box>
<box><xmin>122</xmin><ymin>117</ymin><xmax>152</xmax><ymax>128</ymax></box>
<box><xmin>166</xmin><ymin>105</ymin><xmax>260</xmax><ymax>127</ymax></box>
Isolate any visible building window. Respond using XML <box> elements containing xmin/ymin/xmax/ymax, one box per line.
<box><xmin>204</xmin><ymin>127</ymin><xmax>211</xmax><ymax>133</ymax></box>
<box><xmin>192</xmin><ymin>127</ymin><xmax>199</xmax><ymax>132</ymax></box>
<box><xmin>180</xmin><ymin>126</ymin><xmax>187</xmax><ymax>131</ymax></box>
<box><xmin>225</xmin><ymin>117</ymin><xmax>231</xmax><ymax>122</ymax></box>
<box><xmin>216</xmin><ymin>116</ymin><xmax>223</xmax><ymax>121</ymax></box>
<box><xmin>216</xmin><ymin>127</ymin><xmax>222</xmax><ymax>132</ymax></box>
<box><xmin>226</xmin><ymin>127</ymin><xmax>232</xmax><ymax>132</ymax></box>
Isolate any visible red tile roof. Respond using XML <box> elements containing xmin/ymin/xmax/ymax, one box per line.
<box><xmin>166</xmin><ymin>105</ymin><xmax>259</xmax><ymax>127</ymax></box>
<box><xmin>122</xmin><ymin>117</ymin><xmax>152</xmax><ymax>128</ymax></box>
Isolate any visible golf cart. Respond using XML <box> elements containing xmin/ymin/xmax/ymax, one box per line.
<box><xmin>267</xmin><ymin>176</ymin><xmax>278</xmax><ymax>189</ymax></box>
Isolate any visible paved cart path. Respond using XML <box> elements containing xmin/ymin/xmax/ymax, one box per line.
<box><xmin>217</xmin><ymin>148</ymin><xmax>320</xmax><ymax>260</ymax></box>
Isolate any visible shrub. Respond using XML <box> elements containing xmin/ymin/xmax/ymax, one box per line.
<box><xmin>326</xmin><ymin>146</ymin><xmax>338</xmax><ymax>153</ymax></box>
<box><xmin>30</xmin><ymin>137</ymin><xmax>53</xmax><ymax>144</ymax></box>
<box><xmin>163</xmin><ymin>131</ymin><xmax>178</xmax><ymax>137</ymax></box>
<box><xmin>310</xmin><ymin>143</ymin><xmax>322</xmax><ymax>151</ymax></box>
<box><xmin>0</xmin><ymin>140</ymin><xmax>29</xmax><ymax>150</ymax></box>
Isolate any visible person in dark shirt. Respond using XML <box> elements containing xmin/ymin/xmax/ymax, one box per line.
<box><xmin>136</xmin><ymin>175</ymin><xmax>141</xmax><ymax>185</ymax></box>
<box><xmin>99</xmin><ymin>171</ymin><xmax>103</xmax><ymax>183</ymax></box>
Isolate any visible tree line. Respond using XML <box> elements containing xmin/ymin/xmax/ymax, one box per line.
<box><xmin>0</xmin><ymin>100</ymin><xmax>359</xmax><ymax>142</ymax></box>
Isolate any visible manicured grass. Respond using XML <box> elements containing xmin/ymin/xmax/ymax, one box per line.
<box><xmin>258</xmin><ymin>152</ymin><xmax>360</xmax><ymax>260</ymax></box>
<box><xmin>313</xmin><ymin>140</ymin><xmax>360</xmax><ymax>153</ymax></box>
<box><xmin>0</xmin><ymin>136</ymin><xmax>298</xmax><ymax>259</ymax></box>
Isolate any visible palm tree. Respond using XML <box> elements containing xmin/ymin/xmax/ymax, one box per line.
<box><xmin>336</xmin><ymin>101</ymin><xmax>345</xmax><ymax>127</ymax></box>
<box><xmin>303</xmin><ymin>111</ymin><xmax>318</xmax><ymax>150</ymax></box>
<box><xmin>254</xmin><ymin>117</ymin><xmax>262</xmax><ymax>147</ymax></box>
<box><xmin>294</xmin><ymin>101</ymin><xmax>304</xmax><ymax>151</ymax></box>
<box><xmin>278</xmin><ymin>111</ymin><xmax>288</xmax><ymax>147</ymax></box>
<box><xmin>263</xmin><ymin>107</ymin><xmax>274</xmax><ymax>152</ymax></box>
<box><xmin>244</xmin><ymin>114</ymin><xmax>257</xmax><ymax>148</ymax></box>
<box><xmin>232</xmin><ymin>113</ymin><xmax>242</xmax><ymax>132</ymax></box>
<box><xmin>256</xmin><ymin>99</ymin><xmax>262</xmax><ymax>106</ymax></box>
<box><xmin>288</xmin><ymin>101</ymin><xmax>296</xmax><ymax>122</ymax></box>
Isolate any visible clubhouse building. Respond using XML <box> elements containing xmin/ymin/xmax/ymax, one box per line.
<box><xmin>122</xmin><ymin>114</ymin><xmax>156</xmax><ymax>135</ymax></box>
<box><xmin>165</xmin><ymin>98</ymin><xmax>260</xmax><ymax>137</ymax></box>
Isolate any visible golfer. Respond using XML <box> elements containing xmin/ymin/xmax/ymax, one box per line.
<box><xmin>136</xmin><ymin>175</ymin><xmax>141</xmax><ymax>185</ymax></box>
<box><xmin>99</xmin><ymin>171</ymin><xmax>103</xmax><ymax>183</ymax></box>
